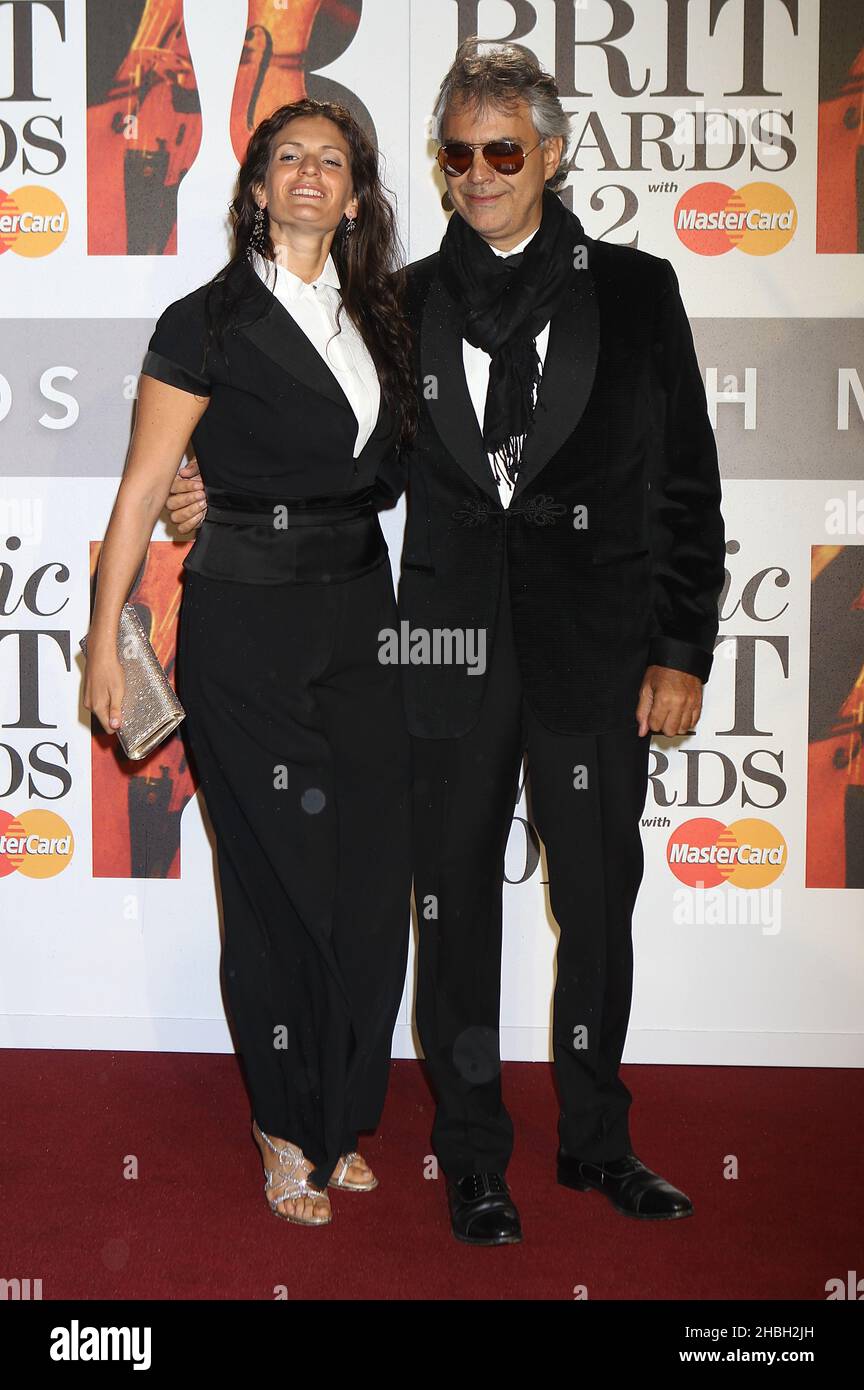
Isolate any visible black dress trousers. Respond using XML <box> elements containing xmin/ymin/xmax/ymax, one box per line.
<box><xmin>411</xmin><ymin>563</ymin><xmax>651</xmax><ymax>1180</ymax></box>
<box><xmin>177</xmin><ymin>551</ymin><xmax>411</xmax><ymax>1189</ymax></box>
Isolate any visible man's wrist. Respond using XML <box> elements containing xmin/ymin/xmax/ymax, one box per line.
<box><xmin>647</xmin><ymin>636</ymin><xmax>712</xmax><ymax>682</ymax></box>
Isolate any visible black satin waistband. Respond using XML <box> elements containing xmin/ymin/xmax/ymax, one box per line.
<box><xmin>203</xmin><ymin>485</ymin><xmax>376</xmax><ymax>527</ymax></box>
<box><xmin>182</xmin><ymin>486</ymin><xmax>387</xmax><ymax>586</ymax></box>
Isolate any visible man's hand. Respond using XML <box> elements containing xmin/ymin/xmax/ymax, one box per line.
<box><xmin>636</xmin><ymin>665</ymin><xmax>702</xmax><ymax>737</ymax></box>
<box><xmin>166</xmin><ymin>460</ymin><xmax>207</xmax><ymax>533</ymax></box>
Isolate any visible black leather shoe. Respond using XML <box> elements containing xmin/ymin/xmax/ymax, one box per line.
<box><xmin>557</xmin><ymin>1150</ymin><xmax>693</xmax><ymax>1219</ymax></box>
<box><xmin>446</xmin><ymin>1172</ymin><xmax>523</xmax><ymax>1245</ymax></box>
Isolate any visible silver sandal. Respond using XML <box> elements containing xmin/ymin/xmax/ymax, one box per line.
<box><xmin>328</xmin><ymin>1150</ymin><xmax>379</xmax><ymax>1192</ymax></box>
<box><xmin>253</xmin><ymin>1122</ymin><xmax>332</xmax><ymax>1225</ymax></box>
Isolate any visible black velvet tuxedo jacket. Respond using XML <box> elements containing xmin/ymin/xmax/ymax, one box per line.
<box><xmin>387</xmin><ymin>209</ymin><xmax>726</xmax><ymax>739</ymax></box>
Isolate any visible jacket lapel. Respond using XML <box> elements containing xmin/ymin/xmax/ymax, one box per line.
<box><xmin>420</xmin><ymin>242</ymin><xmax>600</xmax><ymax>501</ymax></box>
<box><xmin>511</xmin><ymin>257</ymin><xmax>599</xmax><ymax>499</ymax></box>
<box><xmin>235</xmin><ymin>259</ymin><xmax>375</xmax><ymax>430</ymax></box>
<box><xmin>420</xmin><ymin>275</ymin><xmax>502</xmax><ymax>502</ymax></box>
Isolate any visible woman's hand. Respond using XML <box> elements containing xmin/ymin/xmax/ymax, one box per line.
<box><xmin>82</xmin><ymin>631</ymin><xmax>126</xmax><ymax>737</ymax></box>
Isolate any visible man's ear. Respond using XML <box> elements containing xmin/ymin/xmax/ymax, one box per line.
<box><xmin>543</xmin><ymin>136</ymin><xmax>564</xmax><ymax>178</ymax></box>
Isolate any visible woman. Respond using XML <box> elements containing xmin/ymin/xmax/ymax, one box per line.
<box><xmin>83</xmin><ymin>99</ymin><xmax>417</xmax><ymax>1227</ymax></box>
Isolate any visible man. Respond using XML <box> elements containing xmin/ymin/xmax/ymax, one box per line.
<box><xmin>168</xmin><ymin>39</ymin><xmax>725</xmax><ymax>1247</ymax></box>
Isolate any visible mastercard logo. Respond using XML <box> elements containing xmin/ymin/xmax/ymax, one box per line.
<box><xmin>666</xmin><ymin>817</ymin><xmax>787</xmax><ymax>889</ymax></box>
<box><xmin>0</xmin><ymin>186</ymin><xmax>69</xmax><ymax>257</ymax></box>
<box><xmin>0</xmin><ymin>809</ymin><xmax>75</xmax><ymax>878</ymax></box>
<box><xmin>674</xmin><ymin>182</ymin><xmax>797</xmax><ymax>256</ymax></box>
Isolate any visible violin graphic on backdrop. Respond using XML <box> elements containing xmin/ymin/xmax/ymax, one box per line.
<box><xmin>86</xmin><ymin>0</ymin><xmax>202</xmax><ymax>255</ymax></box>
<box><xmin>230</xmin><ymin>0</ymin><xmax>337</xmax><ymax>162</ymax></box>
<box><xmin>85</xmin><ymin>0</ymin><xmax>360</xmax><ymax>258</ymax></box>
<box><xmin>817</xmin><ymin>42</ymin><xmax>864</xmax><ymax>253</ymax></box>
<box><xmin>805</xmin><ymin>547</ymin><xmax>864</xmax><ymax>889</ymax></box>
<box><xmin>88</xmin><ymin>541</ymin><xmax>196</xmax><ymax>879</ymax></box>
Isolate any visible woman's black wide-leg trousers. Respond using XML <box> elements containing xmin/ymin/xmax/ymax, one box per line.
<box><xmin>176</xmin><ymin>558</ymin><xmax>412</xmax><ymax>1188</ymax></box>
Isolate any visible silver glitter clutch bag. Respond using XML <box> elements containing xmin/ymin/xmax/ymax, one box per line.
<box><xmin>79</xmin><ymin>602</ymin><xmax>185</xmax><ymax>760</ymax></box>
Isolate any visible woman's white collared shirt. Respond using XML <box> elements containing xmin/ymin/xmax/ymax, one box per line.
<box><xmin>251</xmin><ymin>248</ymin><xmax>381</xmax><ymax>459</ymax></box>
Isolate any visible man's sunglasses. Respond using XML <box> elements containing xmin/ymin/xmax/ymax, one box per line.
<box><xmin>436</xmin><ymin>139</ymin><xmax>542</xmax><ymax>177</ymax></box>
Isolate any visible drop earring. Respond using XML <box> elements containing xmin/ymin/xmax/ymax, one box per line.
<box><xmin>249</xmin><ymin>203</ymin><xmax>268</xmax><ymax>257</ymax></box>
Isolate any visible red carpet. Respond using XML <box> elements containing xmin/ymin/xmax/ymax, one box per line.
<box><xmin>2</xmin><ymin>1052</ymin><xmax>861</xmax><ymax>1300</ymax></box>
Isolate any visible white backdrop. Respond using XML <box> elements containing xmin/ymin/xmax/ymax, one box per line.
<box><xmin>1</xmin><ymin>0</ymin><xmax>862</xmax><ymax>1065</ymax></box>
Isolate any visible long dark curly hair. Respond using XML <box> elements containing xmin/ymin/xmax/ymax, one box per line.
<box><xmin>203</xmin><ymin>99</ymin><xmax>417</xmax><ymax>448</ymax></box>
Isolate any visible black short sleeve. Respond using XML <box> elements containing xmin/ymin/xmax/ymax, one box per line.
<box><xmin>141</xmin><ymin>293</ymin><xmax>212</xmax><ymax>397</ymax></box>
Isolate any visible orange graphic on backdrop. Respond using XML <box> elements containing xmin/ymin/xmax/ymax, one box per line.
<box><xmin>86</xmin><ymin>0</ymin><xmax>202</xmax><ymax>255</ymax></box>
<box><xmin>230</xmin><ymin>0</ymin><xmax>330</xmax><ymax>161</ymax></box>
<box><xmin>87</xmin><ymin>540</ymin><xmax>198</xmax><ymax>879</ymax></box>
<box><xmin>805</xmin><ymin>546</ymin><xmax>864</xmax><ymax>887</ymax></box>
<box><xmin>86</xmin><ymin>0</ymin><xmax>360</xmax><ymax>254</ymax></box>
<box><xmin>816</xmin><ymin>45</ymin><xmax>864</xmax><ymax>253</ymax></box>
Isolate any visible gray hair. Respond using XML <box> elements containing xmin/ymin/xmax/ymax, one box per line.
<box><xmin>432</xmin><ymin>37</ymin><xmax>571</xmax><ymax>190</ymax></box>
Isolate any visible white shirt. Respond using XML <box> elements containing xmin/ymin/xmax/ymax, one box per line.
<box><xmin>251</xmin><ymin>248</ymin><xmax>380</xmax><ymax>458</ymax></box>
<box><xmin>462</xmin><ymin>227</ymin><xmax>551</xmax><ymax>508</ymax></box>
